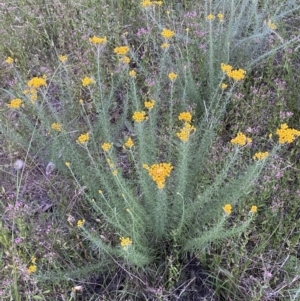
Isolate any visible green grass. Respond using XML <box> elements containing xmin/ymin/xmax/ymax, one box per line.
<box><xmin>1</xmin><ymin>0</ymin><xmax>300</xmax><ymax>300</ymax></box>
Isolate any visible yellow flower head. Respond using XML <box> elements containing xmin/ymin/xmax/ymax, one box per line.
<box><xmin>168</xmin><ymin>72</ymin><xmax>177</xmax><ymax>81</ymax></box>
<box><xmin>112</xmin><ymin>170</ymin><xmax>118</xmax><ymax>176</ymax></box>
<box><xmin>114</xmin><ymin>46</ymin><xmax>130</xmax><ymax>56</ymax></box>
<box><xmin>176</xmin><ymin>122</ymin><xmax>196</xmax><ymax>142</ymax></box>
<box><xmin>132</xmin><ymin>111</ymin><xmax>147</xmax><ymax>122</ymax></box>
<box><xmin>231</xmin><ymin>132</ymin><xmax>252</xmax><ymax>146</ymax></box>
<box><xmin>129</xmin><ymin>70</ymin><xmax>136</xmax><ymax>77</ymax></box>
<box><xmin>51</xmin><ymin>122</ymin><xmax>62</xmax><ymax>132</ymax></box>
<box><xmin>31</xmin><ymin>256</ymin><xmax>37</xmax><ymax>264</ymax></box>
<box><xmin>119</xmin><ymin>56</ymin><xmax>130</xmax><ymax>64</ymax></box>
<box><xmin>27</xmin><ymin>265</ymin><xmax>37</xmax><ymax>274</ymax></box>
<box><xmin>81</xmin><ymin>76</ymin><xmax>95</xmax><ymax>87</ymax></box>
<box><xmin>65</xmin><ymin>162</ymin><xmax>70</xmax><ymax>167</ymax></box>
<box><xmin>120</xmin><ymin>236</ymin><xmax>132</xmax><ymax>250</ymax></box>
<box><xmin>58</xmin><ymin>55</ymin><xmax>68</xmax><ymax>62</ymax></box>
<box><xmin>144</xmin><ymin>100</ymin><xmax>155</xmax><ymax>110</ymax></box>
<box><xmin>27</xmin><ymin>76</ymin><xmax>47</xmax><ymax>88</ymax></box>
<box><xmin>250</xmin><ymin>205</ymin><xmax>257</xmax><ymax>214</ymax></box>
<box><xmin>101</xmin><ymin>142</ymin><xmax>112</xmax><ymax>152</ymax></box>
<box><xmin>226</xmin><ymin>68</ymin><xmax>246</xmax><ymax>81</ymax></box>
<box><xmin>217</xmin><ymin>13</ymin><xmax>224</xmax><ymax>21</ymax></box>
<box><xmin>220</xmin><ymin>83</ymin><xmax>228</xmax><ymax>90</ymax></box>
<box><xmin>7</xmin><ymin>98</ymin><xmax>23</xmax><ymax>109</ymax></box>
<box><xmin>124</xmin><ymin>137</ymin><xmax>134</xmax><ymax>148</ymax></box>
<box><xmin>223</xmin><ymin>204</ymin><xmax>232</xmax><ymax>215</ymax></box>
<box><xmin>76</xmin><ymin>133</ymin><xmax>90</xmax><ymax>144</ymax></box>
<box><xmin>161</xmin><ymin>28</ymin><xmax>175</xmax><ymax>39</ymax></box>
<box><xmin>253</xmin><ymin>151</ymin><xmax>269</xmax><ymax>160</ymax></box>
<box><xmin>89</xmin><ymin>35</ymin><xmax>107</xmax><ymax>44</ymax></box>
<box><xmin>276</xmin><ymin>123</ymin><xmax>300</xmax><ymax>144</ymax></box>
<box><xmin>143</xmin><ymin>162</ymin><xmax>173</xmax><ymax>189</ymax></box>
<box><xmin>5</xmin><ymin>56</ymin><xmax>14</xmax><ymax>64</ymax></box>
<box><xmin>141</xmin><ymin>0</ymin><xmax>153</xmax><ymax>7</ymax></box>
<box><xmin>267</xmin><ymin>20</ymin><xmax>277</xmax><ymax>30</ymax></box>
<box><xmin>178</xmin><ymin>112</ymin><xmax>192</xmax><ymax>123</ymax></box>
<box><xmin>161</xmin><ymin>43</ymin><xmax>170</xmax><ymax>49</ymax></box>
<box><xmin>206</xmin><ymin>14</ymin><xmax>215</xmax><ymax>20</ymax></box>
<box><xmin>24</xmin><ymin>88</ymin><xmax>38</xmax><ymax>103</ymax></box>
<box><xmin>221</xmin><ymin>63</ymin><xmax>233</xmax><ymax>73</ymax></box>
<box><xmin>77</xmin><ymin>219</ymin><xmax>85</xmax><ymax>228</ymax></box>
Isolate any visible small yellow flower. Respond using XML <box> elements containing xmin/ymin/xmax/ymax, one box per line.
<box><xmin>267</xmin><ymin>20</ymin><xmax>277</xmax><ymax>30</ymax></box>
<box><xmin>269</xmin><ymin>133</ymin><xmax>273</xmax><ymax>139</ymax></box>
<box><xmin>31</xmin><ymin>256</ymin><xmax>37</xmax><ymax>264</ymax></box>
<box><xmin>178</xmin><ymin>112</ymin><xmax>192</xmax><ymax>123</ymax></box>
<box><xmin>144</xmin><ymin>100</ymin><xmax>155</xmax><ymax>110</ymax></box>
<box><xmin>161</xmin><ymin>28</ymin><xmax>175</xmax><ymax>39</ymax></box>
<box><xmin>65</xmin><ymin>162</ymin><xmax>70</xmax><ymax>167</ymax></box>
<box><xmin>27</xmin><ymin>76</ymin><xmax>47</xmax><ymax>88</ymax></box>
<box><xmin>154</xmin><ymin>1</ymin><xmax>163</xmax><ymax>5</ymax></box>
<box><xmin>141</xmin><ymin>0</ymin><xmax>153</xmax><ymax>7</ymax></box>
<box><xmin>7</xmin><ymin>98</ymin><xmax>23</xmax><ymax>109</ymax></box>
<box><xmin>231</xmin><ymin>132</ymin><xmax>252</xmax><ymax>146</ymax></box>
<box><xmin>206</xmin><ymin>14</ymin><xmax>215</xmax><ymax>20</ymax></box>
<box><xmin>77</xmin><ymin>219</ymin><xmax>85</xmax><ymax>228</ymax></box>
<box><xmin>81</xmin><ymin>76</ymin><xmax>95</xmax><ymax>87</ymax></box>
<box><xmin>220</xmin><ymin>83</ymin><xmax>228</xmax><ymax>90</ymax></box>
<box><xmin>217</xmin><ymin>13</ymin><xmax>224</xmax><ymax>21</ymax></box>
<box><xmin>101</xmin><ymin>142</ymin><xmax>112</xmax><ymax>152</ymax></box>
<box><xmin>168</xmin><ymin>72</ymin><xmax>177</xmax><ymax>81</ymax></box>
<box><xmin>114</xmin><ymin>46</ymin><xmax>130</xmax><ymax>56</ymax></box>
<box><xmin>124</xmin><ymin>137</ymin><xmax>134</xmax><ymax>148</ymax></box>
<box><xmin>51</xmin><ymin>123</ymin><xmax>62</xmax><ymax>132</ymax></box>
<box><xmin>58</xmin><ymin>55</ymin><xmax>68</xmax><ymax>62</ymax></box>
<box><xmin>119</xmin><ymin>56</ymin><xmax>130</xmax><ymax>64</ymax></box>
<box><xmin>253</xmin><ymin>151</ymin><xmax>269</xmax><ymax>160</ymax></box>
<box><xmin>186</xmin><ymin>28</ymin><xmax>190</xmax><ymax>33</ymax></box>
<box><xmin>27</xmin><ymin>265</ymin><xmax>37</xmax><ymax>274</ymax></box>
<box><xmin>98</xmin><ymin>190</ymin><xmax>103</xmax><ymax>194</ymax></box>
<box><xmin>120</xmin><ymin>236</ymin><xmax>132</xmax><ymax>250</ymax></box>
<box><xmin>23</xmin><ymin>89</ymin><xmax>38</xmax><ymax>103</ymax></box>
<box><xmin>223</xmin><ymin>204</ymin><xmax>232</xmax><ymax>215</ymax></box>
<box><xmin>143</xmin><ymin>162</ymin><xmax>173</xmax><ymax>189</ymax></box>
<box><xmin>176</xmin><ymin>123</ymin><xmax>196</xmax><ymax>142</ymax></box>
<box><xmin>132</xmin><ymin>111</ymin><xmax>147</xmax><ymax>122</ymax></box>
<box><xmin>276</xmin><ymin>123</ymin><xmax>300</xmax><ymax>144</ymax></box>
<box><xmin>79</xmin><ymin>99</ymin><xmax>84</xmax><ymax>104</ymax></box>
<box><xmin>126</xmin><ymin>208</ymin><xmax>130</xmax><ymax>212</ymax></box>
<box><xmin>89</xmin><ymin>35</ymin><xmax>107</xmax><ymax>44</ymax></box>
<box><xmin>161</xmin><ymin>43</ymin><xmax>170</xmax><ymax>49</ymax></box>
<box><xmin>129</xmin><ymin>70</ymin><xmax>136</xmax><ymax>77</ymax></box>
<box><xmin>76</xmin><ymin>133</ymin><xmax>90</xmax><ymax>144</ymax></box>
<box><xmin>5</xmin><ymin>56</ymin><xmax>14</xmax><ymax>64</ymax></box>
<box><xmin>250</xmin><ymin>205</ymin><xmax>258</xmax><ymax>214</ymax></box>
<box><xmin>221</xmin><ymin>63</ymin><xmax>233</xmax><ymax>73</ymax></box>
<box><xmin>112</xmin><ymin>170</ymin><xmax>118</xmax><ymax>176</ymax></box>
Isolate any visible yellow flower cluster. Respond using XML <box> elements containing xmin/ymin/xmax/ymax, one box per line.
<box><xmin>81</xmin><ymin>76</ymin><xmax>95</xmax><ymax>87</ymax></box>
<box><xmin>223</xmin><ymin>204</ymin><xmax>232</xmax><ymax>215</ymax></box>
<box><xmin>168</xmin><ymin>72</ymin><xmax>177</xmax><ymax>81</ymax></box>
<box><xmin>250</xmin><ymin>205</ymin><xmax>257</xmax><ymax>213</ymax></box>
<box><xmin>124</xmin><ymin>137</ymin><xmax>134</xmax><ymax>148</ymax></box>
<box><xmin>120</xmin><ymin>56</ymin><xmax>130</xmax><ymax>64</ymax></box>
<box><xmin>176</xmin><ymin>123</ymin><xmax>196</xmax><ymax>142</ymax></box>
<box><xmin>101</xmin><ymin>142</ymin><xmax>112</xmax><ymax>152</ymax></box>
<box><xmin>141</xmin><ymin>0</ymin><xmax>162</xmax><ymax>8</ymax></box>
<box><xmin>27</xmin><ymin>265</ymin><xmax>37</xmax><ymax>274</ymax></box>
<box><xmin>206</xmin><ymin>14</ymin><xmax>215</xmax><ymax>20</ymax></box>
<box><xmin>276</xmin><ymin>123</ymin><xmax>300</xmax><ymax>144</ymax></box>
<box><xmin>5</xmin><ymin>56</ymin><xmax>14</xmax><ymax>64</ymax></box>
<box><xmin>51</xmin><ymin>122</ymin><xmax>62</xmax><ymax>132</ymax></box>
<box><xmin>220</xmin><ymin>83</ymin><xmax>228</xmax><ymax>90</ymax></box>
<box><xmin>178</xmin><ymin>112</ymin><xmax>192</xmax><ymax>123</ymax></box>
<box><xmin>114</xmin><ymin>46</ymin><xmax>130</xmax><ymax>56</ymax></box>
<box><xmin>143</xmin><ymin>162</ymin><xmax>173</xmax><ymax>189</ymax></box>
<box><xmin>267</xmin><ymin>20</ymin><xmax>277</xmax><ymax>30</ymax></box>
<box><xmin>161</xmin><ymin>28</ymin><xmax>175</xmax><ymax>39</ymax></box>
<box><xmin>27</xmin><ymin>76</ymin><xmax>47</xmax><ymax>88</ymax></box>
<box><xmin>23</xmin><ymin>89</ymin><xmax>38</xmax><ymax>103</ymax></box>
<box><xmin>144</xmin><ymin>100</ymin><xmax>155</xmax><ymax>110</ymax></box>
<box><xmin>231</xmin><ymin>132</ymin><xmax>252</xmax><ymax>146</ymax></box>
<box><xmin>89</xmin><ymin>35</ymin><xmax>107</xmax><ymax>44</ymax></box>
<box><xmin>76</xmin><ymin>133</ymin><xmax>90</xmax><ymax>144</ymax></box>
<box><xmin>7</xmin><ymin>98</ymin><xmax>23</xmax><ymax>109</ymax></box>
<box><xmin>253</xmin><ymin>151</ymin><xmax>269</xmax><ymax>160</ymax></box>
<box><xmin>221</xmin><ymin>63</ymin><xmax>246</xmax><ymax>81</ymax></box>
<box><xmin>129</xmin><ymin>70</ymin><xmax>136</xmax><ymax>77</ymax></box>
<box><xmin>58</xmin><ymin>55</ymin><xmax>68</xmax><ymax>62</ymax></box>
<box><xmin>132</xmin><ymin>111</ymin><xmax>147</xmax><ymax>122</ymax></box>
<box><xmin>120</xmin><ymin>237</ymin><xmax>132</xmax><ymax>250</ymax></box>
<box><xmin>77</xmin><ymin>219</ymin><xmax>85</xmax><ymax>228</ymax></box>
<box><xmin>217</xmin><ymin>13</ymin><xmax>224</xmax><ymax>21</ymax></box>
